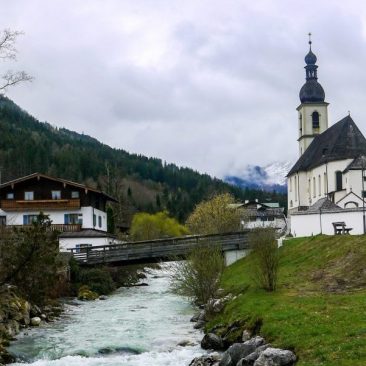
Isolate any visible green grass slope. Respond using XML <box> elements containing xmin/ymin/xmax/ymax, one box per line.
<box><xmin>210</xmin><ymin>235</ymin><xmax>366</xmax><ymax>366</ymax></box>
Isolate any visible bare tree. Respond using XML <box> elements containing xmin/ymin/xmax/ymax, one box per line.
<box><xmin>250</xmin><ymin>228</ymin><xmax>279</xmax><ymax>292</ymax></box>
<box><xmin>0</xmin><ymin>29</ymin><xmax>32</xmax><ymax>92</ymax></box>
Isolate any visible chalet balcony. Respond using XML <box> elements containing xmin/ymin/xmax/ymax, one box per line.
<box><xmin>0</xmin><ymin>199</ymin><xmax>81</xmax><ymax>211</ymax></box>
<box><xmin>3</xmin><ymin>224</ymin><xmax>82</xmax><ymax>232</ymax></box>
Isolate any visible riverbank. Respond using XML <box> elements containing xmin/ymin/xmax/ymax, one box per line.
<box><xmin>206</xmin><ymin>235</ymin><xmax>366</xmax><ymax>366</ymax></box>
<box><xmin>0</xmin><ymin>285</ymin><xmax>63</xmax><ymax>364</ymax></box>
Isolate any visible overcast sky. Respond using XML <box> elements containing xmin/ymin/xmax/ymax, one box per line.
<box><xmin>2</xmin><ymin>0</ymin><xmax>366</xmax><ymax>178</ymax></box>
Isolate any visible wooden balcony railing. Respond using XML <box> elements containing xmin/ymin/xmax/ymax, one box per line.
<box><xmin>5</xmin><ymin>224</ymin><xmax>82</xmax><ymax>232</ymax></box>
<box><xmin>0</xmin><ymin>199</ymin><xmax>81</xmax><ymax>211</ymax></box>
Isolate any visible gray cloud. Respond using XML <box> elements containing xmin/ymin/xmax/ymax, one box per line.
<box><xmin>2</xmin><ymin>0</ymin><xmax>366</xmax><ymax>178</ymax></box>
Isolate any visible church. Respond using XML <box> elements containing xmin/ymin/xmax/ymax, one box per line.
<box><xmin>287</xmin><ymin>38</ymin><xmax>366</xmax><ymax>237</ymax></box>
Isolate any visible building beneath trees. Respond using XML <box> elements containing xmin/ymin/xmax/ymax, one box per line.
<box><xmin>287</xmin><ymin>39</ymin><xmax>366</xmax><ymax>236</ymax></box>
<box><xmin>0</xmin><ymin>173</ymin><xmax>118</xmax><ymax>251</ymax></box>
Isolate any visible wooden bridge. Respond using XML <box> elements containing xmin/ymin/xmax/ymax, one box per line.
<box><xmin>68</xmin><ymin>231</ymin><xmax>250</xmax><ymax>266</ymax></box>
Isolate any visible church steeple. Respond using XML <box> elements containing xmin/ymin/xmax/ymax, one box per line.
<box><xmin>304</xmin><ymin>33</ymin><xmax>318</xmax><ymax>80</ymax></box>
<box><xmin>297</xmin><ymin>34</ymin><xmax>329</xmax><ymax>156</ymax></box>
<box><xmin>299</xmin><ymin>34</ymin><xmax>325</xmax><ymax>103</ymax></box>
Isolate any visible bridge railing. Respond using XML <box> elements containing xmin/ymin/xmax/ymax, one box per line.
<box><xmin>68</xmin><ymin>231</ymin><xmax>250</xmax><ymax>265</ymax></box>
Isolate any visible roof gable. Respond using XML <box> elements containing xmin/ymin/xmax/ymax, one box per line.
<box><xmin>288</xmin><ymin>116</ymin><xmax>366</xmax><ymax>176</ymax></box>
<box><xmin>0</xmin><ymin>173</ymin><xmax>117</xmax><ymax>202</ymax></box>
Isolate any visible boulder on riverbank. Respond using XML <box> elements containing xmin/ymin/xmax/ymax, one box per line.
<box><xmin>194</xmin><ymin>331</ymin><xmax>297</xmax><ymax>366</ymax></box>
<box><xmin>253</xmin><ymin>347</ymin><xmax>296</xmax><ymax>366</ymax></box>
<box><xmin>0</xmin><ymin>284</ymin><xmax>64</xmax><ymax>364</ymax></box>
<box><xmin>201</xmin><ymin>333</ymin><xmax>225</xmax><ymax>351</ymax></box>
<box><xmin>189</xmin><ymin>352</ymin><xmax>221</xmax><ymax>366</ymax></box>
<box><xmin>30</xmin><ymin>317</ymin><xmax>41</xmax><ymax>326</ymax></box>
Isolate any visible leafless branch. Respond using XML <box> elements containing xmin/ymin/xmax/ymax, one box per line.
<box><xmin>0</xmin><ymin>29</ymin><xmax>23</xmax><ymax>60</ymax></box>
<box><xmin>0</xmin><ymin>70</ymin><xmax>33</xmax><ymax>91</ymax></box>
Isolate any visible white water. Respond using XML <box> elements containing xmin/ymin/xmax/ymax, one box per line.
<box><xmin>8</xmin><ymin>266</ymin><xmax>204</xmax><ymax>366</ymax></box>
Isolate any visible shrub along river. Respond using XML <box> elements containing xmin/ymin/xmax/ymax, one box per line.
<box><xmin>8</xmin><ymin>266</ymin><xmax>204</xmax><ymax>366</ymax></box>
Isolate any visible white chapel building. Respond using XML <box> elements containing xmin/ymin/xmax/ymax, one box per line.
<box><xmin>287</xmin><ymin>40</ymin><xmax>366</xmax><ymax>237</ymax></box>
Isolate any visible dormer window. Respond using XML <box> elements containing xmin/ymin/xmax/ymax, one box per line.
<box><xmin>24</xmin><ymin>191</ymin><xmax>34</xmax><ymax>201</ymax></box>
<box><xmin>52</xmin><ymin>190</ymin><xmax>61</xmax><ymax>200</ymax></box>
<box><xmin>312</xmin><ymin>111</ymin><xmax>320</xmax><ymax>129</ymax></box>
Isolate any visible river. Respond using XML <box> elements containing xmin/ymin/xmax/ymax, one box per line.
<box><xmin>8</xmin><ymin>266</ymin><xmax>204</xmax><ymax>366</ymax></box>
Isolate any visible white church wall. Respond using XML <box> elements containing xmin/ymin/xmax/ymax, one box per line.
<box><xmin>291</xmin><ymin>209</ymin><xmax>366</xmax><ymax>237</ymax></box>
<box><xmin>291</xmin><ymin>213</ymin><xmax>321</xmax><ymax>237</ymax></box>
<box><xmin>326</xmin><ymin>159</ymin><xmax>353</xmax><ymax>193</ymax></box>
<box><xmin>289</xmin><ymin>159</ymin><xmax>354</xmax><ymax>212</ymax></box>
<box><xmin>298</xmin><ymin>103</ymin><xmax>328</xmax><ymax>155</ymax></box>
<box><xmin>345</xmin><ymin>170</ymin><xmax>364</xmax><ymax>197</ymax></box>
<box><xmin>336</xmin><ymin>191</ymin><xmax>364</xmax><ymax>208</ymax></box>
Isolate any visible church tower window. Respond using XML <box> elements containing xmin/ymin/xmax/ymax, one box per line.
<box><xmin>312</xmin><ymin>111</ymin><xmax>320</xmax><ymax>130</ymax></box>
<box><xmin>299</xmin><ymin>113</ymin><xmax>302</xmax><ymax>134</ymax></box>
<box><xmin>335</xmin><ymin>171</ymin><xmax>343</xmax><ymax>191</ymax></box>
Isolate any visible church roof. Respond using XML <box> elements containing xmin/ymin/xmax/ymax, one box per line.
<box><xmin>288</xmin><ymin>116</ymin><xmax>366</xmax><ymax>176</ymax></box>
<box><xmin>307</xmin><ymin>197</ymin><xmax>341</xmax><ymax>212</ymax></box>
<box><xmin>343</xmin><ymin>155</ymin><xmax>366</xmax><ymax>172</ymax></box>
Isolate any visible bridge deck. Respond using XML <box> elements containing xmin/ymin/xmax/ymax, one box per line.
<box><xmin>68</xmin><ymin>231</ymin><xmax>250</xmax><ymax>265</ymax></box>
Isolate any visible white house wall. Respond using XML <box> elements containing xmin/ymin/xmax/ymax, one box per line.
<box><xmin>59</xmin><ymin>236</ymin><xmax>116</xmax><ymax>252</ymax></box>
<box><xmin>0</xmin><ymin>206</ymin><xmax>107</xmax><ymax>232</ymax></box>
<box><xmin>291</xmin><ymin>209</ymin><xmax>366</xmax><ymax>237</ymax></box>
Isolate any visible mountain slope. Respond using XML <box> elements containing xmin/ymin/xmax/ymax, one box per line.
<box><xmin>224</xmin><ymin>162</ymin><xmax>292</xmax><ymax>193</ymax></box>
<box><xmin>0</xmin><ymin>96</ymin><xmax>287</xmax><ymax>222</ymax></box>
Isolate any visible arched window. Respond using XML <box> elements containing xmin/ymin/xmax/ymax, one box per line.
<box><xmin>335</xmin><ymin>171</ymin><xmax>343</xmax><ymax>191</ymax></box>
<box><xmin>324</xmin><ymin>172</ymin><xmax>327</xmax><ymax>195</ymax></box>
<box><xmin>299</xmin><ymin>113</ymin><xmax>302</xmax><ymax>134</ymax></box>
<box><xmin>294</xmin><ymin>176</ymin><xmax>298</xmax><ymax>202</ymax></box>
<box><xmin>345</xmin><ymin>201</ymin><xmax>358</xmax><ymax>208</ymax></box>
<box><xmin>312</xmin><ymin>111</ymin><xmax>320</xmax><ymax>129</ymax></box>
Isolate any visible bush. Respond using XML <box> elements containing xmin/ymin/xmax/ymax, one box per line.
<box><xmin>130</xmin><ymin>211</ymin><xmax>189</xmax><ymax>241</ymax></box>
<box><xmin>250</xmin><ymin>228</ymin><xmax>279</xmax><ymax>292</ymax></box>
<box><xmin>186</xmin><ymin>193</ymin><xmax>242</xmax><ymax>235</ymax></box>
<box><xmin>171</xmin><ymin>243</ymin><xmax>225</xmax><ymax>305</ymax></box>
<box><xmin>78</xmin><ymin>268</ymin><xmax>115</xmax><ymax>295</ymax></box>
<box><xmin>0</xmin><ymin>214</ymin><xmax>60</xmax><ymax>305</ymax></box>
<box><xmin>77</xmin><ymin>285</ymin><xmax>99</xmax><ymax>301</ymax></box>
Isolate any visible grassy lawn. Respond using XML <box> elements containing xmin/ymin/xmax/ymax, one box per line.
<box><xmin>208</xmin><ymin>235</ymin><xmax>366</xmax><ymax>366</ymax></box>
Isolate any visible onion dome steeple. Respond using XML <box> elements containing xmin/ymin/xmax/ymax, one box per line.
<box><xmin>299</xmin><ymin>33</ymin><xmax>325</xmax><ymax>103</ymax></box>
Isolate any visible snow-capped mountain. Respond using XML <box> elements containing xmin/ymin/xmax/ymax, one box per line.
<box><xmin>224</xmin><ymin>161</ymin><xmax>293</xmax><ymax>193</ymax></box>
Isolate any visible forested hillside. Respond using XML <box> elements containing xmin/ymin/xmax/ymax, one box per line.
<box><xmin>0</xmin><ymin>96</ymin><xmax>286</xmax><ymax>223</ymax></box>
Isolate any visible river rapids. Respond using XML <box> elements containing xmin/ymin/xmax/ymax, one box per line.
<box><xmin>8</xmin><ymin>265</ymin><xmax>204</xmax><ymax>366</ymax></box>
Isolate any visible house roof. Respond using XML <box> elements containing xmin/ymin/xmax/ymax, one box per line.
<box><xmin>287</xmin><ymin>116</ymin><xmax>366</xmax><ymax>176</ymax></box>
<box><xmin>59</xmin><ymin>229</ymin><xmax>116</xmax><ymax>239</ymax></box>
<box><xmin>0</xmin><ymin>173</ymin><xmax>118</xmax><ymax>202</ymax></box>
